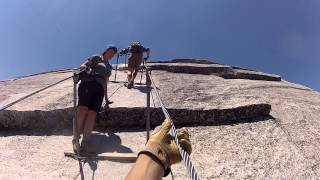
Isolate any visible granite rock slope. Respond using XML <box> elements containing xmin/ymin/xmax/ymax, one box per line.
<box><xmin>0</xmin><ymin>59</ymin><xmax>320</xmax><ymax>179</ymax></box>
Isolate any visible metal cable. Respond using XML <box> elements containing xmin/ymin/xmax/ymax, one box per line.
<box><xmin>150</xmin><ymin>90</ymin><xmax>156</xmax><ymax>108</ymax></box>
<box><xmin>170</xmin><ymin>170</ymin><xmax>175</xmax><ymax>180</ymax></box>
<box><xmin>146</xmin><ymin>69</ymin><xmax>200</xmax><ymax>180</ymax></box>
<box><xmin>0</xmin><ymin>75</ymin><xmax>73</xmax><ymax>111</ymax></box>
<box><xmin>108</xmin><ymin>83</ymin><xmax>124</xmax><ymax>99</ymax></box>
<box><xmin>100</xmin><ymin>83</ymin><xmax>124</xmax><ymax>110</ymax></box>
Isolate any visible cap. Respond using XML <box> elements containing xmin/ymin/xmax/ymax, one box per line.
<box><xmin>102</xmin><ymin>44</ymin><xmax>118</xmax><ymax>56</ymax></box>
<box><xmin>105</xmin><ymin>44</ymin><xmax>118</xmax><ymax>53</ymax></box>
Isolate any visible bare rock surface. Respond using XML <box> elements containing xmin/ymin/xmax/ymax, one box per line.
<box><xmin>0</xmin><ymin>59</ymin><xmax>320</xmax><ymax>179</ymax></box>
<box><xmin>147</xmin><ymin>60</ymin><xmax>281</xmax><ymax>81</ymax></box>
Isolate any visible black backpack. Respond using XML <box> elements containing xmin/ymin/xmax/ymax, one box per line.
<box><xmin>129</xmin><ymin>42</ymin><xmax>144</xmax><ymax>54</ymax></box>
<box><xmin>79</xmin><ymin>55</ymin><xmax>103</xmax><ymax>81</ymax></box>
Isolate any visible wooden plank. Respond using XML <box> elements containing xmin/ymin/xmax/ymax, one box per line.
<box><xmin>64</xmin><ymin>152</ymin><xmax>137</xmax><ymax>162</ymax></box>
<box><xmin>98</xmin><ymin>152</ymin><xmax>137</xmax><ymax>161</ymax></box>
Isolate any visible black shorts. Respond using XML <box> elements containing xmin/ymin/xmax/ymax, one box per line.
<box><xmin>78</xmin><ymin>81</ymin><xmax>104</xmax><ymax>113</ymax></box>
<box><xmin>128</xmin><ymin>54</ymin><xmax>143</xmax><ymax>69</ymax></box>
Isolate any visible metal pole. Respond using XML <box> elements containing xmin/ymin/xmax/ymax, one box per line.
<box><xmin>124</xmin><ymin>54</ymin><xmax>127</xmax><ymax>70</ymax></box>
<box><xmin>140</xmin><ymin>60</ymin><xmax>145</xmax><ymax>84</ymax></box>
<box><xmin>114</xmin><ymin>54</ymin><xmax>119</xmax><ymax>82</ymax></box>
<box><xmin>72</xmin><ymin>70</ymin><xmax>85</xmax><ymax>180</ymax></box>
<box><xmin>146</xmin><ymin>68</ymin><xmax>151</xmax><ymax>141</ymax></box>
<box><xmin>72</xmin><ymin>71</ymin><xmax>79</xmax><ymax>147</ymax></box>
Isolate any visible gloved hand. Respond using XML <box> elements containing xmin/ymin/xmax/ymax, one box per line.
<box><xmin>73</xmin><ymin>74</ymin><xmax>80</xmax><ymax>83</ymax></box>
<box><xmin>72</xmin><ymin>69</ymin><xmax>80</xmax><ymax>83</ymax></box>
<box><xmin>138</xmin><ymin>119</ymin><xmax>192</xmax><ymax>175</ymax></box>
<box><xmin>119</xmin><ymin>49</ymin><xmax>127</xmax><ymax>56</ymax></box>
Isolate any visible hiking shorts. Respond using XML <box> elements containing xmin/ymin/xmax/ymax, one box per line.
<box><xmin>128</xmin><ymin>54</ymin><xmax>143</xmax><ymax>69</ymax></box>
<box><xmin>78</xmin><ymin>81</ymin><xmax>104</xmax><ymax>113</ymax></box>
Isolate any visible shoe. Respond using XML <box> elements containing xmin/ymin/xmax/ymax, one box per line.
<box><xmin>127</xmin><ymin>81</ymin><xmax>134</xmax><ymax>89</ymax></box>
<box><xmin>72</xmin><ymin>138</ymin><xmax>80</xmax><ymax>154</ymax></box>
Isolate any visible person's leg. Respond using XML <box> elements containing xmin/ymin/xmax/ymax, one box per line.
<box><xmin>127</xmin><ymin>57</ymin><xmax>135</xmax><ymax>84</ymax></box>
<box><xmin>81</xmin><ymin>82</ymin><xmax>104</xmax><ymax>154</ymax></box>
<box><xmin>73</xmin><ymin>81</ymin><xmax>91</xmax><ymax>153</ymax></box>
<box><xmin>131</xmin><ymin>58</ymin><xmax>142</xmax><ymax>84</ymax></box>
<box><xmin>127</xmin><ymin>68</ymin><xmax>133</xmax><ymax>82</ymax></box>
<box><xmin>76</xmin><ymin>105</ymin><xmax>88</xmax><ymax>137</ymax></box>
<box><xmin>73</xmin><ymin>105</ymin><xmax>88</xmax><ymax>153</ymax></box>
<box><xmin>76</xmin><ymin>82</ymin><xmax>91</xmax><ymax>137</ymax></box>
<box><xmin>132</xmin><ymin>67</ymin><xmax>139</xmax><ymax>82</ymax></box>
<box><xmin>82</xmin><ymin>110</ymin><xmax>97</xmax><ymax>142</ymax></box>
<box><xmin>126</xmin><ymin>67</ymin><xmax>134</xmax><ymax>89</ymax></box>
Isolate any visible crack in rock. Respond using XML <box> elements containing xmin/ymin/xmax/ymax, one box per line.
<box><xmin>0</xmin><ymin>104</ymin><xmax>271</xmax><ymax>130</ymax></box>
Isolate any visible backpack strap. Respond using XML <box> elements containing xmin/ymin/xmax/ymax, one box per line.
<box><xmin>89</xmin><ymin>55</ymin><xmax>103</xmax><ymax>68</ymax></box>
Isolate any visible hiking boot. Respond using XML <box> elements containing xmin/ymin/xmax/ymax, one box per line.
<box><xmin>127</xmin><ymin>81</ymin><xmax>134</xmax><ymax>89</ymax></box>
<box><xmin>72</xmin><ymin>138</ymin><xmax>80</xmax><ymax>154</ymax></box>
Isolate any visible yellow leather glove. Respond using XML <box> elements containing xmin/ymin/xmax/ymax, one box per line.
<box><xmin>138</xmin><ymin>119</ymin><xmax>192</xmax><ymax>176</ymax></box>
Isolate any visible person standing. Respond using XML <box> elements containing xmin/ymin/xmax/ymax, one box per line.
<box><xmin>73</xmin><ymin>45</ymin><xmax>118</xmax><ymax>154</ymax></box>
<box><xmin>119</xmin><ymin>41</ymin><xmax>150</xmax><ymax>89</ymax></box>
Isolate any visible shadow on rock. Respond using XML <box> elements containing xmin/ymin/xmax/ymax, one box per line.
<box><xmin>132</xmin><ymin>85</ymin><xmax>158</xmax><ymax>94</ymax></box>
<box><xmin>89</xmin><ymin>131</ymin><xmax>133</xmax><ymax>154</ymax></box>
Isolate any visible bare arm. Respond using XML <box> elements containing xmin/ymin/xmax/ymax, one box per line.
<box><xmin>144</xmin><ymin>48</ymin><xmax>150</xmax><ymax>59</ymax></box>
<box><xmin>125</xmin><ymin>120</ymin><xmax>192</xmax><ymax>180</ymax></box>
<box><xmin>104</xmin><ymin>78</ymin><xmax>109</xmax><ymax>98</ymax></box>
<box><xmin>80</xmin><ymin>59</ymin><xmax>93</xmax><ymax>70</ymax></box>
<box><xmin>125</xmin><ymin>154</ymin><xmax>164</xmax><ymax>180</ymax></box>
<box><xmin>120</xmin><ymin>48</ymin><xmax>129</xmax><ymax>56</ymax></box>
<box><xmin>147</xmin><ymin>48</ymin><xmax>150</xmax><ymax>56</ymax></box>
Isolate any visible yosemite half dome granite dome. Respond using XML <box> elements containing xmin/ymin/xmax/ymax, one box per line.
<box><xmin>0</xmin><ymin>59</ymin><xmax>320</xmax><ymax>179</ymax></box>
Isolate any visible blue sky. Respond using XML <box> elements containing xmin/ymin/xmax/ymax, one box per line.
<box><xmin>0</xmin><ymin>0</ymin><xmax>319</xmax><ymax>91</ymax></box>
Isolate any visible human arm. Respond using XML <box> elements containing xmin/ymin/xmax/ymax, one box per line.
<box><xmin>125</xmin><ymin>154</ymin><xmax>164</xmax><ymax>180</ymax></box>
<box><xmin>104</xmin><ymin>77</ymin><xmax>109</xmax><ymax>102</ymax></box>
<box><xmin>119</xmin><ymin>48</ymin><xmax>129</xmax><ymax>56</ymax></box>
<box><xmin>144</xmin><ymin>47</ymin><xmax>150</xmax><ymax>60</ymax></box>
<box><xmin>80</xmin><ymin>56</ymin><xmax>98</xmax><ymax>70</ymax></box>
<box><xmin>80</xmin><ymin>59</ymin><xmax>90</xmax><ymax>70</ymax></box>
<box><xmin>125</xmin><ymin>119</ymin><xmax>192</xmax><ymax>180</ymax></box>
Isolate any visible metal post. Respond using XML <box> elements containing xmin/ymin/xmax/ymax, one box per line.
<box><xmin>146</xmin><ymin>68</ymin><xmax>151</xmax><ymax>141</ymax></box>
<box><xmin>124</xmin><ymin>54</ymin><xmax>127</xmax><ymax>70</ymax></box>
<box><xmin>72</xmin><ymin>71</ymin><xmax>79</xmax><ymax>144</ymax></box>
<box><xmin>72</xmin><ymin>69</ymin><xmax>85</xmax><ymax>180</ymax></box>
<box><xmin>114</xmin><ymin>54</ymin><xmax>119</xmax><ymax>82</ymax></box>
<box><xmin>140</xmin><ymin>60</ymin><xmax>145</xmax><ymax>84</ymax></box>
